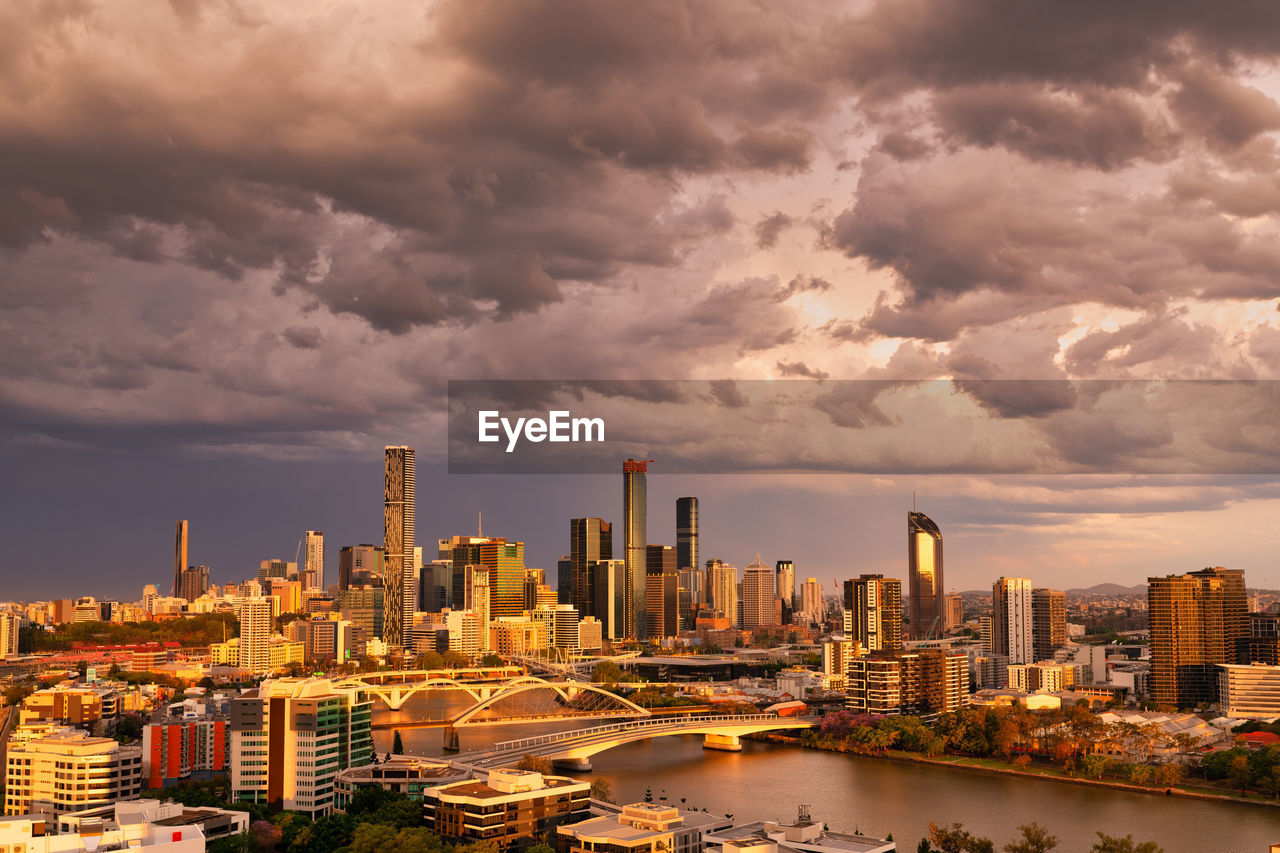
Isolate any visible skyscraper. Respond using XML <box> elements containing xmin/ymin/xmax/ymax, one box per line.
<box><xmin>741</xmin><ymin>555</ymin><xmax>776</xmax><ymax>630</ymax></box>
<box><xmin>236</xmin><ymin>596</ymin><xmax>274</xmax><ymax>674</ymax></box>
<box><xmin>776</xmin><ymin>560</ymin><xmax>795</xmax><ymax>612</ymax></box>
<box><xmin>441</xmin><ymin>536</ymin><xmax>526</xmax><ymax>619</ymax></box>
<box><xmin>1031</xmin><ymin>588</ymin><xmax>1066</xmax><ymax>661</ymax></box>
<box><xmin>707</xmin><ymin>559</ymin><xmax>738</xmax><ymax>627</ymax></box>
<box><xmin>992</xmin><ymin>577</ymin><xmax>1033</xmax><ymax>664</ymax></box>
<box><xmin>623</xmin><ymin>459</ymin><xmax>650</xmax><ymax>639</ymax></box>
<box><xmin>644</xmin><ymin>545</ymin><xmax>678</xmax><ymax>638</ymax></box>
<box><xmin>303</xmin><ymin>530</ymin><xmax>324</xmax><ymax>591</ymax></box>
<box><xmin>676</xmin><ymin>496</ymin><xmax>699</xmax><ymax>588</ymax></box>
<box><xmin>173</xmin><ymin>520</ymin><xmax>188</xmax><ymax>598</ymax></box>
<box><xmin>800</xmin><ymin>577</ymin><xmax>823</xmax><ymax>623</ymax></box>
<box><xmin>178</xmin><ymin>565</ymin><xmax>210</xmax><ymax>602</ymax></box>
<box><xmin>383</xmin><ymin>445</ymin><xmax>416</xmax><ymax>647</ymax></box>
<box><xmin>907</xmin><ymin>511</ymin><xmax>944</xmax><ymax>640</ymax></box>
<box><xmin>846</xmin><ymin>574</ymin><xmax>903</xmax><ymax>652</ymax></box>
<box><xmin>943</xmin><ymin>592</ymin><xmax>963</xmax><ymax>632</ymax></box>
<box><xmin>590</xmin><ymin>559</ymin><xmax>626</xmax><ymax>640</ymax></box>
<box><xmin>1148</xmin><ymin>567</ymin><xmax>1247</xmax><ymax>708</ymax></box>
<box><xmin>570</xmin><ymin>518</ymin><xmax>612</xmax><ymax>616</ymax></box>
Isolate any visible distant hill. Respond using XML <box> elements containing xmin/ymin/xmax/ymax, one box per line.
<box><xmin>1065</xmin><ymin>583</ymin><xmax>1146</xmax><ymax>595</ymax></box>
<box><xmin>955</xmin><ymin>583</ymin><xmax>1147</xmax><ymax>596</ymax></box>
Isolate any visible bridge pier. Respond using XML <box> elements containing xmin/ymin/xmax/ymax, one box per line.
<box><xmin>442</xmin><ymin>726</ymin><xmax>460</xmax><ymax>752</ymax></box>
<box><xmin>703</xmin><ymin>733</ymin><xmax>742</xmax><ymax>752</ymax></box>
<box><xmin>552</xmin><ymin>757</ymin><xmax>593</xmax><ymax>772</ymax></box>
<box><xmin>387</xmin><ymin>688</ymin><xmax>405</xmax><ymax>711</ymax></box>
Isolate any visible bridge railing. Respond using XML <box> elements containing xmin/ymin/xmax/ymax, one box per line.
<box><xmin>487</xmin><ymin>713</ymin><xmax>800</xmax><ymax>754</ymax></box>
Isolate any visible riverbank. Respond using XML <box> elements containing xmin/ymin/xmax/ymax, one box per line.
<box><xmin>749</xmin><ymin>732</ymin><xmax>1280</xmax><ymax>810</ymax></box>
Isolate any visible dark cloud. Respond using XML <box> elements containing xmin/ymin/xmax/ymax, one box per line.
<box><xmin>776</xmin><ymin>361</ymin><xmax>829</xmax><ymax>380</ymax></box>
<box><xmin>753</xmin><ymin>212</ymin><xmax>793</xmax><ymax>249</ymax></box>
<box><xmin>282</xmin><ymin>326</ymin><xmax>324</xmax><ymax>349</ymax></box>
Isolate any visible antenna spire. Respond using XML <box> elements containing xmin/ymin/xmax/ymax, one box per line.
<box><xmin>478</xmin><ymin>512</ymin><xmax>483</xmax><ymax>538</ymax></box>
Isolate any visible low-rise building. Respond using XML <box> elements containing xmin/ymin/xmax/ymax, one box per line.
<box><xmin>424</xmin><ymin>768</ymin><xmax>590</xmax><ymax>851</ymax></box>
<box><xmin>1219</xmin><ymin>663</ymin><xmax>1280</xmax><ymax>718</ymax></box>
<box><xmin>57</xmin><ymin>799</ymin><xmax>249</xmax><ymax>843</ymax></box>
<box><xmin>334</xmin><ymin>756</ymin><xmax>470</xmax><ymax>809</ymax></box>
<box><xmin>4</xmin><ymin>731</ymin><xmax>144</xmax><ymax>817</ymax></box>
<box><xmin>142</xmin><ymin>699</ymin><xmax>230</xmax><ymax>789</ymax></box>
<box><xmin>704</xmin><ymin>806</ymin><xmax>894</xmax><ymax>853</ymax></box>
<box><xmin>556</xmin><ymin>802</ymin><xmax>728</xmax><ymax>853</ymax></box>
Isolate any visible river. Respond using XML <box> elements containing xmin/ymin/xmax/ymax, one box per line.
<box><xmin>374</xmin><ymin>695</ymin><xmax>1280</xmax><ymax>852</ymax></box>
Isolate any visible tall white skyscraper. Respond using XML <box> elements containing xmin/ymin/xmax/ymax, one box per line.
<box><xmin>384</xmin><ymin>446</ymin><xmax>416</xmax><ymax>647</ymax></box>
<box><xmin>800</xmin><ymin>577</ymin><xmax>823</xmax><ymax>623</ymax></box>
<box><xmin>707</xmin><ymin>560</ymin><xmax>738</xmax><ymax>627</ymax></box>
<box><xmin>303</xmin><ymin>530</ymin><xmax>324</xmax><ymax>591</ymax></box>
<box><xmin>236</xmin><ymin>596</ymin><xmax>274</xmax><ymax>674</ymax></box>
<box><xmin>992</xmin><ymin>577</ymin><xmax>1034</xmax><ymax>664</ymax></box>
<box><xmin>0</xmin><ymin>612</ymin><xmax>19</xmax><ymax>659</ymax></box>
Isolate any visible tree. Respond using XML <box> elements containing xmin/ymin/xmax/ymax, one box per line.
<box><xmin>515</xmin><ymin>754</ymin><xmax>552</xmax><ymax>774</ymax></box>
<box><xmin>1003</xmin><ymin>823</ymin><xmax>1058</xmax><ymax>853</ymax></box>
<box><xmin>481</xmin><ymin>653</ymin><xmax>504</xmax><ymax>667</ymax></box>
<box><xmin>345</xmin><ymin>824</ymin><xmax>444</xmax><ymax>853</ymax></box>
<box><xmin>592</xmin><ymin>660</ymin><xmax>624</xmax><ymax>683</ymax></box>
<box><xmin>590</xmin><ymin>777</ymin><xmax>616</xmax><ymax>803</ymax></box>
<box><xmin>1230</xmin><ymin>753</ymin><xmax>1252</xmax><ymax>794</ymax></box>
<box><xmin>918</xmin><ymin>840</ymin><xmax>934</xmax><ymax>853</ymax></box>
<box><xmin>526</xmin><ymin>844</ymin><xmax>555</xmax><ymax>853</ymax></box>
<box><xmin>392</xmin><ymin>729</ymin><xmax>404</xmax><ymax>755</ymax></box>
<box><xmin>1089</xmin><ymin>832</ymin><xmax>1163</xmax><ymax>853</ymax></box>
<box><xmin>928</xmin><ymin>822</ymin><xmax>994</xmax><ymax>853</ymax></box>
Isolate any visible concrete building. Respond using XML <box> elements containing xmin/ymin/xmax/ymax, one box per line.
<box><xmin>847</xmin><ymin>648</ymin><xmax>967</xmax><ymax>718</ymax></box>
<box><xmin>845</xmin><ymin>574</ymin><xmax>902</xmax><ymax>652</ymax></box>
<box><xmin>383</xmin><ymin>445</ymin><xmax>416</xmax><ymax>647</ymax></box>
<box><xmin>0</xmin><ymin>807</ymin><xmax>205</xmax><ymax>853</ymax></box>
<box><xmin>302</xmin><ymin>529</ymin><xmax>324</xmax><ymax>592</ymax></box>
<box><xmin>424</xmin><ymin>768</ymin><xmax>590</xmax><ymax>851</ymax></box>
<box><xmin>705</xmin><ymin>807</ymin><xmax>894</xmax><ymax>853</ymax></box>
<box><xmin>557</xmin><ymin>802</ymin><xmax>728</xmax><ymax>853</ymax></box>
<box><xmin>708</xmin><ymin>561</ymin><xmax>739</xmax><ymax>628</ymax></box>
<box><xmin>229</xmin><ymin>678</ymin><xmax>374</xmax><ymax>817</ymax></box>
<box><xmin>798</xmin><ymin>577</ymin><xmax>822</xmax><ymax>624</ymax></box>
<box><xmin>235</xmin><ymin>596</ymin><xmax>274</xmax><ymax>674</ymax></box>
<box><xmin>1008</xmin><ymin>662</ymin><xmax>1074</xmax><ymax>693</ymax></box>
<box><xmin>0</xmin><ymin>611</ymin><xmax>20</xmax><ymax>659</ymax></box>
<box><xmin>623</xmin><ymin>459</ymin><xmax>649</xmax><ymax>639</ymax></box>
<box><xmin>1219</xmin><ymin>663</ymin><xmax>1280</xmax><ymax>718</ymax></box>
<box><xmin>740</xmin><ymin>556</ymin><xmax>776</xmax><ymax>630</ymax></box>
<box><xmin>992</xmin><ymin>577</ymin><xmax>1033</xmax><ymax>665</ymax></box>
<box><xmin>1032</xmin><ymin>588</ymin><xmax>1066</xmax><ymax>662</ymax></box>
<box><xmin>4</xmin><ymin>731</ymin><xmax>143</xmax><ymax>817</ymax></box>
<box><xmin>591</xmin><ymin>559</ymin><xmax>627</xmax><ymax>640</ymax></box>
<box><xmin>334</xmin><ymin>756</ymin><xmax>469</xmax><ymax>809</ymax></box>
<box><xmin>821</xmin><ymin>637</ymin><xmax>854</xmax><ymax>691</ymax></box>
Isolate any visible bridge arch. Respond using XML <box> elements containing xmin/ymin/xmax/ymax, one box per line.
<box><xmin>450</xmin><ymin>680</ymin><xmax>651</xmax><ymax>727</ymax></box>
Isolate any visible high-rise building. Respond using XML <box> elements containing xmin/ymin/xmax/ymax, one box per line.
<box><xmin>338</xmin><ymin>544</ymin><xmax>385</xmax><ymax>590</ymax></box>
<box><xmin>570</xmin><ymin>518</ymin><xmax>612</xmax><ymax>617</ymax></box>
<box><xmin>258</xmin><ymin>559</ymin><xmax>295</xmax><ymax>583</ymax></box>
<box><xmin>943</xmin><ymin>592</ymin><xmax>963</xmax><ymax>632</ymax></box>
<box><xmin>383</xmin><ymin>445</ymin><xmax>416</xmax><ymax>647</ymax></box>
<box><xmin>1149</xmin><ymin>567</ymin><xmax>1247</xmax><ymax>708</ymax></box>
<box><xmin>303</xmin><ymin>530</ymin><xmax>324</xmax><ymax>591</ymax></box>
<box><xmin>847</xmin><ymin>648</ymin><xmax>967</xmax><ymax>718</ymax></box>
<box><xmin>440</xmin><ymin>535</ymin><xmax>526</xmax><ymax>620</ymax></box>
<box><xmin>992</xmin><ymin>577</ymin><xmax>1033</xmax><ymax>665</ymax></box>
<box><xmin>236</xmin><ymin>597</ymin><xmax>274</xmax><ymax>674</ymax></box>
<box><xmin>591</xmin><ymin>559</ymin><xmax>626</xmax><ymax>640</ymax></box>
<box><xmin>623</xmin><ymin>459</ymin><xmax>650</xmax><ymax>639</ymax></box>
<box><xmin>178</xmin><ymin>565</ymin><xmax>210</xmax><ymax>603</ymax></box>
<box><xmin>0</xmin><ymin>612</ymin><xmax>19</xmax><ymax>659</ymax></box>
<box><xmin>707</xmin><ymin>560</ymin><xmax>738</xmax><ymax>627</ymax></box>
<box><xmin>230</xmin><ymin>678</ymin><xmax>374</xmax><ymax>817</ymax></box>
<box><xmin>173</xmin><ymin>520</ymin><xmax>189</xmax><ymax>598</ymax></box>
<box><xmin>776</xmin><ymin>560</ymin><xmax>795</xmax><ymax>612</ymax></box>
<box><xmin>740</xmin><ymin>556</ymin><xmax>776</xmax><ymax>630</ymax></box>
<box><xmin>846</xmin><ymin>574</ymin><xmax>903</xmax><ymax>652</ymax></box>
<box><xmin>645</xmin><ymin>545</ymin><xmax>679</xmax><ymax>639</ymax></box>
<box><xmin>464</xmin><ymin>565</ymin><xmax>491</xmax><ymax>651</ymax></box>
<box><xmin>1031</xmin><ymin>588</ymin><xmax>1066</xmax><ymax>661</ymax></box>
<box><xmin>907</xmin><ymin>511</ymin><xmax>944</xmax><ymax>640</ymax></box>
<box><xmin>799</xmin><ymin>577</ymin><xmax>823</xmax><ymax>623</ymax></box>
<box><xmin>676</xmin><ymin>496</ymin><xmax>699</xmax><ymax>586</ymax></box>
<box><xmin>1241</xmin><ymin>612</ymin><xmax>1280</xmax><ymax>665</ymax></box>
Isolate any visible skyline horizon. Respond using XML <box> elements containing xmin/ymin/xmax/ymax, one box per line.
<box><xmin>6</xmin><ymin>446</ymin><xmax>1277</xmax><ymax>603</ymax></box>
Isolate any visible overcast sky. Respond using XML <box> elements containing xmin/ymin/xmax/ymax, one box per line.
<box><xmin>6</xmin><ymin>1</ymin><xmax>1280</xmax><ymax>600</ymax></box>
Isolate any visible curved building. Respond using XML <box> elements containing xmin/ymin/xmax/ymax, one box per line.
<box><xmin>907</xmin><ymin>511</ymin><xmax>944</xmax><ymax>640</ymax></box>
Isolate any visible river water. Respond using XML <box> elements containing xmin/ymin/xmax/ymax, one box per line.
<box><xmin>374</xmin><ymin>694</ymin><xmax>1280</xmax><ymax>853</ymax></box>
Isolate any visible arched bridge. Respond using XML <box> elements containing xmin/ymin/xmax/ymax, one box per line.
<box><xmin>454</xmin><ymin>713</ymin><xmax>814</xmax><ymax>772</ymax></box>
<box><xmin>334</xmin><ymin>666</ymin><xmax>524</xmax><ymax>710</ymax></box>
<box><xmin>442</xmin><ymin>679</ymin><xmax>651</xmax><ymax>749</ymax></box>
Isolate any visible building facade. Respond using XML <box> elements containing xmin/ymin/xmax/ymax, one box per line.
<box><xmin>623</xmin><ymin>459</ymin><xmax>649</xmax><ymax>639</ymax></box>
<box><xmin>992</xmin><ymin>577</ymin><xmax>1033</xmax><ymax>665</ymax></box>
<box><xmin>907</xmin><ymin>511</ymin><xmax>944</xmax><ymax>640</ymax></box>
<box><xmin>4</xmin><ymin>731</ymin><xmax>143</xmax><ymax>817</ymax></box>
<box><xmin>1148</xmin><ymin>567</ymin><xmax>1247</xmax><ymax>708</ymax></box>
<box><xmin>424</xmin><ymin>769</ymin><xmax>591</xmax><ymax>851</ymax></box>
<box><xmin>383</xmin><ymin>445</ymin><xmax>416</xmax><ymax>647</ymax></box>
<box><xmin>1031</xmin><ymin>588</ymin><xmax>1066</xmax><ymax>662</ymax></box>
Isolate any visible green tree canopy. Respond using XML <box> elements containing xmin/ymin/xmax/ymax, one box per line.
<box><xmin>1090</xmin><ymin>833</ymin><xmax>1163</xmax><ymax>853</ymax></box>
